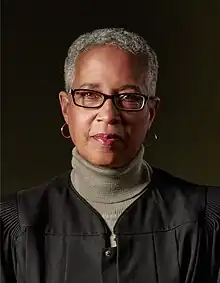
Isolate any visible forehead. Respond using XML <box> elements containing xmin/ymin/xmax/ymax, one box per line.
<box><xmin>74</xmin><ymin>45</ymin><xmax>147</xmax><ymax>83</ymax></box>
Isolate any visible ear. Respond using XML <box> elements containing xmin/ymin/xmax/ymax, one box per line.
<box><xmin>148</xmin><ymin>97</ymin><xmax>160</xmax><ymax>130</ymax></box>
<box><xmin>59</xmin><ymin>91</ymin><xmax>70</xmax><ymax>124</ymax></box>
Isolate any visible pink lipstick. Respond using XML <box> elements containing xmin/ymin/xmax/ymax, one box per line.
<box><xmin>93</xmin><ymin>133</ymin><xmax>122</xmax><ymax>146</ymax></box>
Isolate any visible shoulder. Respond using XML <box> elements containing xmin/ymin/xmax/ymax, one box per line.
<box><xmin>204</xmin><ymin>185</ymin><xmax>220</xmax><ymax>233</ymax></box>
<box><xmin>1</xmin><ymin>171</ymin><xmax>71</xmax><ymax>238</ymax></box>
<box><xmin>151</xmin><ymin>167</ymin><xmax>220</xmax><ymax>224</ymax></box>
<box><xmin>151</xmin><ymin>166</ymin><xmax>207</xmax><ymax>203</ymax></box>
<box><xmin>152</xmin><ymin>166</ymin><xmax>220</xmax><ymax>205</ymax></box>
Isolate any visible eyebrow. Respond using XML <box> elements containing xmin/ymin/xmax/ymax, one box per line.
<box><xmin>79</xmin><ymin>83</ymin><xmax>100</xmax><ymax>89</ymax></box>
<box><xmin>117</xmin><ymin>84</ymin><xmax>141</xmax><ymax>93</ymax></box>
<box><xmin>79</xmin><ymin>83</ymin><xmax>142</xmax><ymax>93</ymax></box>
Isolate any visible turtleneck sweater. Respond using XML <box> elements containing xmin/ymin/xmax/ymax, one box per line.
<box><xmin>70</xmin><ymin>145</ymin><xmax>152</xmax><ymax>247</ymax></box>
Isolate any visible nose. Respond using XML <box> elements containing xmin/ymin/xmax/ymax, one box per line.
<box><xmin>97</xmin><ymin>98</ymin><xmax>121</xmax><ymax>124</ymax></box>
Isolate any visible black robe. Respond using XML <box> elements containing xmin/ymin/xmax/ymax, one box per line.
<box><xmin>1</xmin><ymin>168</ymin><xmax>220</xmax><ymax>283</ymax></box>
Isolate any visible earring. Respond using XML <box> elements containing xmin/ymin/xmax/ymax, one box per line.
<box><xmin>61</xmin><ymin>123</ymin><xmax>71</xmax><ymax>139</ymax></box>
<box><xmin>145</xmin><ymin>132</ymin><xmax>158</xmax><ymax>147</ymax></box>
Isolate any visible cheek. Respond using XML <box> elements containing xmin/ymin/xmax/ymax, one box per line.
<box><xmin>68</xmin><ymin>109</ymin><xmax>94</xmax><ymax>142</ymax></box>
<box><xmin>125</xmin><ymin>111</ymin><xmax>150</xmax><ymax>136</ymax></box>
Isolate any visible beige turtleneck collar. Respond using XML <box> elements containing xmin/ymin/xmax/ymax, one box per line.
<box><xmin>70</xmin><ymin>145</ymin><xmax>152</xmax><ymax>247</ymax></box>
<box><xmin>70</xmin><ymin>145</ymin><xmax>152</xmax><ymax>204</ymax></box>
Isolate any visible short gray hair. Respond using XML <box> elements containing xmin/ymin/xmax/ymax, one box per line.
<box><xmin>64</xmin><ymin>28</ymin><xmax>158</xmax><ymax>97</ymax></box>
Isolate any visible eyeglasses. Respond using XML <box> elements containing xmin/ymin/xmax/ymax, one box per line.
<box><xmin>69</xmin><ymin>89</ymin><xmax>158</xmax><ymax>111</ymax></box>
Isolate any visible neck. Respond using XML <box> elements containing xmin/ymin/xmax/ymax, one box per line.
<box><xmin>70</xmin><ymin>145</ymin><xmax>152</xmax><ymax>203</ymax></box>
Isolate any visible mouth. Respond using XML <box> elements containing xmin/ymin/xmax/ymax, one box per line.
<box><xmin>92</xmin><ymin>133</ymin><xmax>123</xmax><ymax>146</ymax></box>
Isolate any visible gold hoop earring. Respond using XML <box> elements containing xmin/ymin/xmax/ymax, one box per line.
<box><xmin>145</xmin><ymin>132</ymin><xmax>158</xmax><ymax>147</ymax></box>
<box><xmin>61</xmin><ymin>123</ymin><xmax>71</xmax><ymax>139</ymax></box>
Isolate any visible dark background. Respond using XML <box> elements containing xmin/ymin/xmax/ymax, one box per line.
<box><xmin>2</xmin><ymin>0</ymin><xmax>220</xmax><ymax>196</ymax></box>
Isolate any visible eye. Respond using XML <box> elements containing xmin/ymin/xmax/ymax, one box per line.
<box><xmin>81</xmin><ymin>91</ymin><xmax>100</xmax><ymax>99</ymax></box>
<box><xmin>118</xmin><ymin>94</ymin><xmax>144</xmax><ymax>109</ymax></box>
<box><xmin>121</xmin><ymin>94</ymin><xmax>136</xmax><ymax>100</ymax></box>
<box><xmin>120</xmin><ymin>94</ymin><xmax>143</xmax><ymax>103</ymax></box>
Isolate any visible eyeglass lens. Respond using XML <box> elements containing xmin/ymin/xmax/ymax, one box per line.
<box><xmin>73</xmin><ymin>90</ymin><xmax>145</xmax><ymax>110</ymax></box>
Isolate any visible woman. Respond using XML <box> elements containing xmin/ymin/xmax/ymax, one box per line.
<box><xmin>1</xmin><ymin>28</ymin><xmax>219</xmax><ymax>283</ymax></box>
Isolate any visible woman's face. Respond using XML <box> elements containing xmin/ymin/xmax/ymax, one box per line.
<box><xmin>59</xmin><ymin>45</ymin><xmax>159</xmax><ymax>168</ymax></box>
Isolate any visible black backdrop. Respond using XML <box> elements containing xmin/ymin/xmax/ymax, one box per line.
<box><xmin>2</xmin><ymin>0</ymin><xmax>220</xmax><ymax>195</ymax></box>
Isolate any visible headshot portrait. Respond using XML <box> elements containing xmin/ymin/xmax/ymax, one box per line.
<box><xmin>1</xmin><ymin>3</ymin><xmax>220</xmax><ymax>283</ymax></box>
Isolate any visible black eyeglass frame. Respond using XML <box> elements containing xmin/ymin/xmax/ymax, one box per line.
<box><xmin>69</xmin><ymin>89</ymin><xmax>158</xmax><ymax>112</ymax></box>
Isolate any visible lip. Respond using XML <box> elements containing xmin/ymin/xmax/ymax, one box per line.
<box><xmin>93</xmin><ymin>133</ymin><xmax>123</xmax><ymax>140</ymax></box>
<box><xmin>92</xmin><ymin>133</ymin><xmax>123</xmax><ymax>146</ymax></box>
